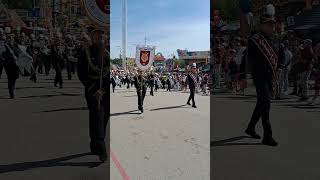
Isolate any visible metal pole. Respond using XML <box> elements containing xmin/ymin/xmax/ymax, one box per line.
<box><xmin>122</xmin><ymin>0</ymin><xmax>127</xmax><ymax>71</ymax></box>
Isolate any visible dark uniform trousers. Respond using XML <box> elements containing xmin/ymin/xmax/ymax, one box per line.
<box><xmin>7</xmin><ymin>78</ymin><xmax>16</xmax><ymax>98</ymax></box>
<box><xmin>150</xmin><ymin>83</ymin><xmax>154</xmax><ymax>96</ymax></box>
<box><xmin>85</xmin><ymin>88</ymin><xmax>109</xmax><ymax>155</ymax></box>
<box><xmin>67</xmin><ymin>61</ymin><xmax>76</xmax><ymax>80</ymax></box>
<box><xmin>137</xmin><ymin>87</ymin><xmax>146</xmax><ymax>109</ymax></box>
<box><xmin>0</xmin><ymin>60</ymin><xmax>3</xmax><ymax>78</ymax></box>
<box><xmin>247</xmin><ymin>80</ymin><xmax>273</xmax><ymax>138</ymax></box>
<box><xmin>188</xmin><ymin>87</ymin><xmax>195</xmax><ymax>105</ymax></box>
<box><xmin>53</xmin><ymin>56</ymin><xmax>63</xmax><ymax>87</ymax></box>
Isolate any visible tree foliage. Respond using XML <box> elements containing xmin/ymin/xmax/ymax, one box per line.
<box><xmin>214</xmin><ymin>0</ymin><xmax>239</xmax><ymax>22</ymax></box>
<box><xmin>2</xmin><ymin>0</ymin><xmax>33</xmax><ymax>9</ymax></box>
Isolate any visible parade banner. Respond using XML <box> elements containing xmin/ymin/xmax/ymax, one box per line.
<box><xmin>83</xmin><ymin>0</ymin><xmax>109</xmax><ymax>29</ymax></box>
<box><xmin>135</xmin><ymin>46</ymin><xmax>155</xmax><ymax>71</ymax></box>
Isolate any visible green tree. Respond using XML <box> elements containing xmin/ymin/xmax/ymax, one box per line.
<box><xmin>214</xmin><ymin>0</ymin><xmax>239</xmax><ymax>22</ymax></box>
<box><xmin>111</xmin><ymin>58</ymin><xmax>123</xmax><ymax>65</ymax></box>
<box><xmin>2</xmin><ymin>0</ymin><xmax>33</xmax><ymax>9</ymax></box>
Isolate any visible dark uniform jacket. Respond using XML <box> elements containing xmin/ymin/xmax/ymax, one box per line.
<box><xmin>134</xmin><ymin>75</ymin><xmax>147</xmax><ymax>91</ymax></box>
<box><xmin>248</xmin><ymin>33</ymin><xmax>282</xmax><ymax>85</ymax></box>
<box><xmin>187</xmin><ymin>73</ymin><xmax>197</xmax><ymax>90</ymax></box>
<box><xmin>3</xmin><ymin>44</ymin><xmax>19</xmax><ymax>79</ymax></box>
<box><xmin>77</xmin><ymin>46</ymin><xmax>109</xmax><ymax>95</ymax></box>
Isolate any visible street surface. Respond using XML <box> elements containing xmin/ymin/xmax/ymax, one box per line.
<box><xmin>0</xmin><ymin>72</ymin><xmax>108</xmax><ymax>180</ymax></box>
<box><xmin>211</xmin><ymin>84</ymin><xmax>320</xmax><ymax>180</ymax></box>
<box><xmin>110</xmin><ymin>86</ymin><xmax>210</xmax><ymax>180</ymax></box>
<box><xmin>0</xmin><ymin>72</ymin><xmax>210</xmax><ymax>180</ymax></box>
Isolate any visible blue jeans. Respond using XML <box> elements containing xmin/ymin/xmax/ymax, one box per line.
<box><xmin>280</xmin><ymin>68</ymin><xmax>289</xmax><ymax>93</ymax></box>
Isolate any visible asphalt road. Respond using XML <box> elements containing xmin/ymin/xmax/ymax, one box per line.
<box><xmin>0</xmin><ymin>72</ymin><xmax>109</xmax><ymax>180</ymax></box>
<box><xmin>211</xmin><ymin>86</ymin><xmax>320</xmax><ymax>180</ymax></box>
<box><xmin>110</xmin><ymin>86</ymin><xmax>210</xmax><ymax>180</ymax></box>
<box><xmin>0</xmin><ymin>72</ymin><xmax>210</xmax><ymax>180</ymax></box>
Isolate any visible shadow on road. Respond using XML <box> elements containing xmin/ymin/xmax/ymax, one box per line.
<box><xmin>111</xmin><ymin>110</ymin><xmax>141</xmax><ymax>116</ymax></box>
<box><xmin>149</xmin><ymin>104</ymin><xmax>190</xmax><ymax>111</ymax></box>
<box><xmin>18</xmin><ymin>93</ymin><xmax>82</xmax><ymax>99</ymax></box>
<box><xmin>15</xmin><ymin>87</ymin><xmax>47</xmax><ymax>90</ymax></box>
<box><xmin>34</xmin><ymin>107</ymin><xmax>88</xmax><ymax>113</ymax></box>
<box><xmin>214</xmin><ymin>95</ymin><xmax>257</xmax><ymax>100</ymax></box>
<box><xmin>211</xmin><ymin>136</ymin><xmax>262</xmax><ymax>147</ymax></box>
<box><xmin>281</xmin><ymin>103</ymin><xmax>320</xmax><ymax>110</ymax></box>
<box><xmin>0</xmin><ymin>153</ymin><xmax>103</xmax><ymax>174</ymax></box>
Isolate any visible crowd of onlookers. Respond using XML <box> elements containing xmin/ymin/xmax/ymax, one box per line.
<box><xmin>213</xmin><ymin>31</ymin><xmax>320</xmax><ymax>102</ymax></box>
<box><xmin>111</xmin><ymin>70</ymin><xmax>210</xmax><ymax>95</ymax></box>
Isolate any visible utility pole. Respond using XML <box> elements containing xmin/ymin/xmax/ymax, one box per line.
<box><xmin>145</xmin><ymin>36</ymin><xmax>147</xmax><ymax>46</ymax></box>
<box><xmin>52</xmin><ymin>0</ymin><xmax>55</xmax><ymax>28</ymax></box>
<box><xmin>122</xmin><ymin>0</ymin><xmax>127</xmax><ymax>71</ymax></box>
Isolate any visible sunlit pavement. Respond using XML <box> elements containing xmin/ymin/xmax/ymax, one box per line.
<box><xmin>212</xmin><ymin>84</ymin><xmax>320</xmax><ymax>180</ymax></box>
<box><xmin>0</xmin><ymin>73</ymin><xmax>109</xmax><ymax>180</ymax></box>
<box><xmin>110</xmin><ymin>86</ymin><xmax>210</xmax><ymax>180</ymax></box>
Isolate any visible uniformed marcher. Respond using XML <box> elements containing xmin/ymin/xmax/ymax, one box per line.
<box><xmin>134</xmin><ymin>69</ymin><xmax>147</xmax><ymax>113</ymax></box>
<box><xmin>52</xmin><ymin>38</ymin><xmax>63</xmax><ymax>88</ymax></box>
<box><xmin>3</xmin><ymin>35</ymin><xmax>19</xmax><ymax>99</ymax></box>
<box><xmin>77</xmin><ymin>28</ymin><xmax>109</xmax><ymax>162</ymax></box>
<box><xmin>111</xmin><ymin>71</ymin><xmax>117</xmax><ymax>93</ymax></box>
<box><xmin>187</xmin><ymin>63</ymin><xmax>198</xmax><ymax>108</ymax></box>
<box><xmin>149</xmin><ymin>72</ymin><xmax>155</xmax><ymax>96</ymax></box>
<box><xmin>244</xmin><ymin>4</ymin><xmax>283</xmax><ymax>146</ymax></box>
<box><xmin>0</xmin><ymin>30</ymin><xmax>5</xmax><ymax>79</ymax></box>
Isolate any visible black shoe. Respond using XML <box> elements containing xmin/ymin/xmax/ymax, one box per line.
<box><xmin>262</xmin><ymin>137</ymin><xmax>278</xmax><ymax>146</ymax></box>
<box><xmin>192</xmin><ymin>105</ymin><xmax>197</xmax><ymax>108</ymax></box>
<box><xmin>187</xmin><ymin>102</ymin><xmax>191</xmax><ymax>105</ymax></box>
<box><xmin>141</xmin><ymin>107</ymin><xmax>144</xmax><ymax>113</ymax></box>
<box><xmin>245</xmin><ymin>129</ymin><xmax>261</xmax><ymax>139</ymax></box>
<box><xmin>298</xmin><ymin>97</ymin><xmax>309</xmax><ymax>101</ymax></box>
<box><xmin>99</xmin><ymin>154</ymin><xmax>108</xmax><ymax>163</ymax></box>
<box><xmin>54</xmin><ymin>84</ymin><xmax>57</xmax><ymax>87</ymax></box>
<box><xmin>289</xmin><ymin>92</ymin><xmax>297</xmax><ymax>95</ymax></box>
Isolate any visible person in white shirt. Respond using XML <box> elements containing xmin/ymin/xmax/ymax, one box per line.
<box><xmin>280</xmin><ymin>41</ymin><xmax>293</xmax><ymax>96</ymax></box>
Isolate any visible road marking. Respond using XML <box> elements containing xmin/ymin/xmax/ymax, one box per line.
<box><xmin>110</xmin><ymin>149</ymin><xmax>130</xmax><ymax>180</ymax></box>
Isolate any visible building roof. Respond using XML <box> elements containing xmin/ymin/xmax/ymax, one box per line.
<box><xmin>177</xmin><ymin>49</ymin><xmax>210</xmax><ymax>60</ymax></box>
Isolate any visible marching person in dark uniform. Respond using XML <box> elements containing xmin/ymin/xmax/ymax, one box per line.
<box><xmin>166</xmin><ymin>74</ymin><xmax>171</xmax><ymax>92</ymax></box>
<box><xmin>134</xmin><ymin>69</ymin><xmax>147</xmax><ymax>113</ymax></box>
<box><xmin>3</xmin><ymin>35</ymin><xmax>19</xmax><ymax>99</ymax></box>
<box><xmin>27</xmin><ymin>34</ymin><xmax>38</xmax><ymax>83</ymax></box>
<box><xmin>111</xmin><ymin>71</ymin><xmax>117</xmax><ymax>93</ymax></box>
<box><xmin>77</xmin><ymin>28</ymin><xmax>110</xmax><ymax>162</ymax></box>
<box><xmin>0</xmin><ymin>57</ymin><xmax>3</xmax><ymax>79</ymax></box>
<box><xmin>126</xmin><ymin>73</ymin><xmax>130</xmax><ymax>89</ymax></box>
<box><xmin>66</xmin><ymin>35</ymin><xmax>77</xmax><ymax>80</ymax></box>
<box><xmin>187</xmin><ymin>63</ymin><xmax>198</xmax><ymax>108</ymax></box>
<box><xmin>149</xmin><ymin>72</ymin><xmax>155</xmax><ymax>96</ymax></box>
<box><xmin>0</xmin><ymin>31</ymin><xmax>5</xmax><ymax>79</ymax></box>
<box><xmin>51</xmin><ymin>38</ymin><xmax>63</xmax><ymax>88</ymax></box>
<box><xmin>244</xmin><ymin>4</ymin><xmax>284</xmax><ymax>146</ymax></box>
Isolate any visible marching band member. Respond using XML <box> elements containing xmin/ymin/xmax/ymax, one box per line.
<box><xmin>77</xmin><ymin>27</ymin><xmax>109</xmax><ymax>162</ymax></box>
<box><xmin>245</xmin><ymin>4</ymin><xmax>283</xmax><ymax>146</ymax></box>
<box><xmin>134</xmin><ymin>69</ymin><xmax>147</xmax><ymax>113</ymax></box>
<box><xmin>187</xmin><ymin>63</ymin><xmax>198</xmax><ymax>108</ymax></box>
<box><xmin>3</xmin><ymin>32</ymin><xmax>19</xmax><ymax>99</ymax></box>
<box><xmin>0</xmin><ymin>29</ymin><xmax>5</xmax><ymax>79</ymax></box>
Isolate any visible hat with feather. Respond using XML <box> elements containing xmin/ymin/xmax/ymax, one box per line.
<box><xmin>260</xmin><ymin>4</ymin><xmax>276</xmax><ymax>24</ymax></box>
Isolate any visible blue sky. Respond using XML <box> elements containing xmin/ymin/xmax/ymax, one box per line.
<box><xmin>110</xmin><ymin>0</ymin><xmax>210</xmax><ymax>59</ymax></box>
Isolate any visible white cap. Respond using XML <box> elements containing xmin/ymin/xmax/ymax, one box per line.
<box><xmin>5</xmin><ymin>27</ymin><xmax>11</xmax><ymax>34</ymax></box>
<box><xmin>192</xmin><ymin>63</ymin><xmax>197</xmax><ymax>68</ymax></box>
